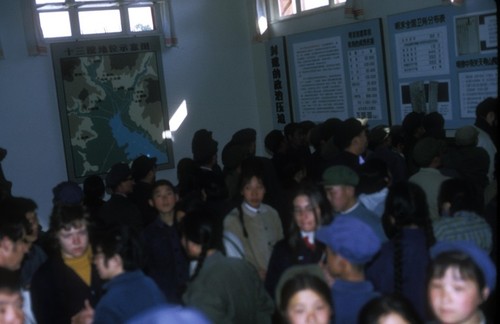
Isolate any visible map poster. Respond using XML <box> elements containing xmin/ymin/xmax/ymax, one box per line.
<box><xmin>51</xmin><ymin>36</ymin><xmax>173</xmax><ymax>182</ymax></box>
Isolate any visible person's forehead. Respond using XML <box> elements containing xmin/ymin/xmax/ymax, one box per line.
<box><xmin>59</xmin><ymin>222</ymin><xmax>87</xmax><ymax>233</ymax></box>
<box><xmin>153</xmin><ymin>185</ymin><xmax>174</xmax><ymax>194</ymax></box>
<box><xmin>0</xmin><ymin>291</ymin><xmax>22</xmax><ymax>303</ymax></box>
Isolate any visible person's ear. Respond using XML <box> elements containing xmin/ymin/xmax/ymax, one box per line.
<box><xmin>148</xmin><ymin>198</ymin><xmax>154</xmax><ymax>207</ymax></box>
<box><xmin>481</xmin><ymin>287</ymin><xmax>490</xmax><ymax>301</ymax></box>
<box><xmin>174</xmin><ymin>193</ymin><xmax>179</xmax><ymax>203</ymax></box>
<box><xmin>486</xmin><ymin>111</ymin><xmax>496</xmax><ymax>125</ymax></box>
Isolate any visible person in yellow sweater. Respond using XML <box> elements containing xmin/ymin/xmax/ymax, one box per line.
<box><xmin>30</xmin><ymin>204</ymin><xmax>104</xmax><ymax>324</ymax></box>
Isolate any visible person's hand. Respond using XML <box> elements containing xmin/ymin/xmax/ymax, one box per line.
<box><xmin>319</xmin><ymin>260</ymin><xmax>335</xmax><ymax>287</ymax></box>
<box><xmin>71</xmin><ymin>299</ymin><xmax>94</xmax><ymax>324</ymax></box>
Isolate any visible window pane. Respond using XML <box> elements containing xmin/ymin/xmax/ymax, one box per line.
<box><xmin>279</xmin><ymin>0</ymin><xmax>296</xmax><ymax>17</ymax></box>
<box><xmin>39</xmin><ymin>12</ymin><xmax>71</xmax><ymax>38</ymax></box>
<box><xmin>78</xmin><ymin>10</ymin><xmax>122</xmax><ymax>35</ymax></box>
<box><xmin>129</xmin><ymin>7</ymin><xmax>154</xmax><ymax>32</ymax></box>
<box><xmin>301</xmin><ymin>0</ymin><xmax>329</xmax><ymax>11</ymax></box>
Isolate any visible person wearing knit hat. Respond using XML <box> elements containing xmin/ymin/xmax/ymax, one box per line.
<box><xmin>428</xmin><ymin>240</ymin><xmax>496</xmax><ymax>323</ymax></box>
<box><xmin>316</xmin><ymin>216</ymin><xmax>382</xmax><ymax>324</ymax></box>
<box><xmin>321</xmin><ymin>165</ymin><xmax>387</xmax><ymax>242</ymax></box>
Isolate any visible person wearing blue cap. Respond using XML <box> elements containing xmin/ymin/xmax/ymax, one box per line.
<box><xmin>316</xmin><ymin>216</ymin><xmax>382</xmax><ymax>324</ymax></box>
<box><xmin>428</xmin><ymin>240</ymin><xmax>496</xmax><ymax>324</ymax></box>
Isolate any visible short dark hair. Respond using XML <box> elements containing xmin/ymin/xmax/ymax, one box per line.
<box><xmin>92</xmin><ymin>225</ymin><xmax>143</xmax><ymax>271</ymax></box>
<box><xmin>428</xmin><ymin>250</ymin><xmax>486</xmax><ymax>292</ymax></box>
<box><xmin>475</xmin><ymin>97</ymin><xmax>497</xmax><ymax>119</ymax></box>
<box><xmin>0</xmin><ymin>268</ymin><xmax>22</xmax><ymax>294</ymax></box>
<box><xmin>359</xmin><ymin>294</ymin><xmax>422</xmax><ymax>324</ymax></box>
<box><xmin>279</xmin><ymin>273</ymin><xmax>332</xmax><ymax>320</ymax></box>
<box><xmin>0</xmin><ymin>198</ymin><xmax>30</xmax><ymax>242</ymax></box>
<box><xmin>151</xmin><ymin>179</ymin><xmax>177</xmax><ymax>199</ymax></box>
<box><xmin>438</xmin><ymin>178</ymin><xmax>483</xmax><ymax>215</ymax></box>
<box><xmin>357</xmin><ymin>158</ymin><xmax>390</xmax><ymax>195</ymax></box>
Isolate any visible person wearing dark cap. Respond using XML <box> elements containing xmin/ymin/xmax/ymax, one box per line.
<box><xmin>129</xmin><ymin>155</ymin><xmax>158</xmax><ymax>227</ymax></box>
<box><xmin>365</xmin><ymin>124</ymin><xmax>407</xmax><ymax>184</ymax></box>
<box><xmin>331</xmin><ymin>117</ymin><xmax>369</xmax><ymax>171</ymax></box>
<box><xmin>321</xmin><ymin>165</ymin><xmax>387</xmax><ymax>242</ymax></box>
<box><xmin>441</xmin><ymin>125</ymin><xmax>490</xmax><ymax>194</ymax></box>
<box><xmin>52</xmin><ymin>181</ymin><xmax>83</xmax><ymax>206</ymax></box>
<box><xmin>190</xmin><ymin>129</ymin><xmax>228</xmax><ymax>218</ymax></box>
<box><xmin>427</xmin><ymin>240</ymin><xmax>496</xmax><ymax>324</ymax></box>
<box><xmin>98</xmin><ymin>163</ymin><xmax>143</xmax><ymax>231</ymax></box>
<box><xmin>474</xmin><ymin>97</ymin><xmax>497</xmax><ymax>184</ymax></box>
<box><xmin>409</xmin><ymin>137</ymin><xmax>450</xmax><ymax>220</ymax></box>
<box><xmin>316</xmin><ymin>216</ymin><xmax>382</xmax><ymax>324</ymax></box>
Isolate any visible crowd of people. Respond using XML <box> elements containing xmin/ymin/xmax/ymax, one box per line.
<box><xmin>0</xmin><ymin>96</ymin><xmax>497</xmax><ymax>324</ymax></box>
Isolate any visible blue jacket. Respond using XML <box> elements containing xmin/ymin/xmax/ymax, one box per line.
<box><xmin>93</xmin><ymin>270</ymin><xmax>167</xmax><ymax>323</ymax></box>
<box><xmin>332</xmin><ymin>279</ymin><xmax>380</xmax><ymax>324</ymax></box>
<box><xmin>141</xmin><ymin>217</ymin><xmax>189</xmax><ymax>304</ymax></box>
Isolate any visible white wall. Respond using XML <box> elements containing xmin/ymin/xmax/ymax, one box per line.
<box><xmin>0</xmin><ymin>0</ymin><xmax>493</xmax><ymax>227</ymax></box>
<box><xmin>0</xmin><ymin>0</ymin><xmax>262</xmax><ymax>228</ymax></box>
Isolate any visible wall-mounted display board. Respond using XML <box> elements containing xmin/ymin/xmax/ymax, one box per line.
<box><xmin>387</xmin><ymin>1</ymin><xmax>497</xmax><ymax>128</ymax></box>
<box><xmin>286</xmin><ymin>18</ymin><xmax>390</xmax><ymax>126</ymax></box>
<box><xmin>266</xmin><ymin>37</ymin><xmax>293</xmax><ymax>130</ymax></box>
<box><xmin>51</xmin><ymin>36</ymin><xmax>174</xmax><ymax>183</ymax></box>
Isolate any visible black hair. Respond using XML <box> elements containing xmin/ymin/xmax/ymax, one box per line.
<box><xmin>236</xmin><ymin>158</ymin><xmax>266</xmax><ymax>238</ymax></box>
<box><xmin>264</xmin><ymin>129</ymin><xmax>285</xmax><ymax>155</ymax></box>
<box><xmin>475</xmin><ymin>97</ymin><xmax>498</xmax><ymax>119</ymax></box>
<box><xmin>279</xmin><ymin>273</ymin><xmax>332</xmax><ymax>321</ymax></box>
<box><xmin>359</xmin><ymin>294</ymin><xmax>423</xmax><ymax>324</ymax></box>
<box><xmin>438</xmin><ymin>178</ymin><xmax>484</xmax><ymax>216</ymax></box>
<box><xmin>0</xmin><ymin>197</ymin><xmax>31</xmax><ymax>241</ymax></box>
<box><xmin>92</xmin><ymin>225</ymin><xmax>143</xmax><ymax>271</ymax></box>
<box><xmin>428</xmin><ymin>250</ymin><xmax>486</xmax><ymax>292</ymax></box>
<box><xmin>383</xmin><ymin>181</ymin><xmax>435</xmax><ymax>294</ymax></box>
<box><xmin>0</xmin><ymin>268</ymin><xmax>21</xmax><ymax>294</ymax></box>
<box><xmin>151</xmin><ymin>179</ymin><xmax>177</xmax><ymax>198</ymax></box>
<box><xmin>180</xmin><ymin>210</ymin><xmax>223</xmax><ymax>282</ymax></box>
<box><xmin>83</xmin><ymin>175</ymin><xmax>105</xmax><ymax>201</ymax></box>
<box><xmin>356</xmin><ymin>158</ymin><xmax>390</xmax><ymax>195</ymax></box>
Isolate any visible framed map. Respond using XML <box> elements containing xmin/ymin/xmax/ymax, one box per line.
<box><xmin>51</xmin><ymin>36</ymin><xmax>174</xmax><ymax>182</ymax></box>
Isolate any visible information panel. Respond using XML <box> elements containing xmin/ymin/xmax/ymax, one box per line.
<box><xmin>387</xmin><ymin>1</ymin><xmax>497</xmax><ymax>128</ymax></box>
<box><xmin>286</xmin><ymin>18</ymin><xmax>389</xmax><ymax>126</ymax></box>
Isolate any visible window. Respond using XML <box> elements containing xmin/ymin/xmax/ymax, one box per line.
<box><xmin>34</xmin><ymin>0</ymin><xmax>160</xmax><ymax>39</ymax></box>
<box><xmin>270</xmin><ymin>0</ymin><xmax>346</xmax><ymax>20</ymax></box>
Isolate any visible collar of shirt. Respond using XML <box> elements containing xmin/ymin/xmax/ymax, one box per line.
<box><xmin>243</xmin><ymin>202</ymin><xmax>263</xmax><ymax>217</ymax></box>
<box><xmin>301</xmin><ymin>231</ymin><xmax>315</xmax><ymax>243</ymax></box>
<box><xmin>340</xmin><ymin>201</ymin><xmax>360</xmax><ymax>214</ymax></box>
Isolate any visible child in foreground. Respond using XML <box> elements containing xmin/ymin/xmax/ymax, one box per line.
<box><xmin>428</xmin><ymin>240</ymin><xmax>496</xmax><ymax>324</ymax></box>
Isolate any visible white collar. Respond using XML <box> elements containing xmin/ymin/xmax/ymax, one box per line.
<box><xmin>301</xmin><ymin>231</ymin><xmax>315</xmax><ymax>242</ymax></box>
<box><xmin>341</xmin><ymin>201</ymin><xmax>360</xmax><ymax>214</ymax></box>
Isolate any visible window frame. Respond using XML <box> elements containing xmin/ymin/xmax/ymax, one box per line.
<box><xmin>267</xmin><ymin>0</ymin><xmax>346</xmax><ymax>23</ymax></box>
<box><xmin>33</xmin><ymin>0</ymin><xmax>163</xmax><ymax>41</ymax></box>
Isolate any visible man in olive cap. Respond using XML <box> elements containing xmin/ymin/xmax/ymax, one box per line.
<box><xmin>129</xmin><ymin>155</ymin><xmax>158</xmax><ymax>227</ymax></box>
<box><xmin>321</xmin><ymin>165</ymin><xmax>387</xmax><ymax>242</ymax></box>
